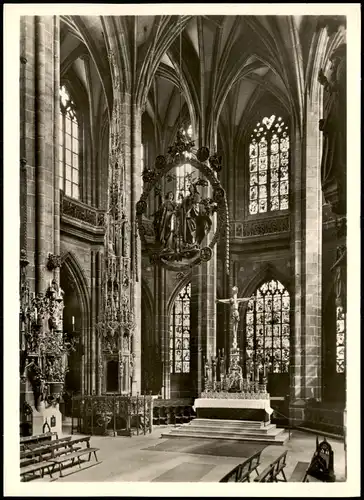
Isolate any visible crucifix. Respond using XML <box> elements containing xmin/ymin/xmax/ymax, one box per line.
<box><xmin>216</xmin><ymin>286</ymin><xmax>254</xmax><ymax>350</ymax></box>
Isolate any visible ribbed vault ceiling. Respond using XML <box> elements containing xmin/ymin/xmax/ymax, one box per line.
<box><xmin>59</xmin><ymin>15</ymin><xmax>346</xmax><ymax>145</ymax></box>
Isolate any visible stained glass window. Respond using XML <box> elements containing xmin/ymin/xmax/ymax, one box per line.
<box><xmin>336</xmin><ymin>306</ymin><xmax>346</xmax><ymax>373</ymax></box>
<box><xmin>59</xmin><ymin>85</ymin><xmax>80</xmax><ymax>200</ymax></box>
<box><xmin>170</xmin><ymin>283</ymin><xmax>191</xmax><ymax>374</ymax></box>
<box><xmin>245</xmin><ymin>279</ymin><xmax>290</xmax><ymax>373</ymax></box>
<box><xmin>174</xmin><ymin>125</ymin><xmax>194</xmax><ymax>200</ymax></box>
<box><xmin>249</xmin><ymin>115</ymin><xmax>289</xmax><ymax>214</ymax></box>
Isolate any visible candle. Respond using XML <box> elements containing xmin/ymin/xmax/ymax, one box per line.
<box><xmin>72</xmin><ymin>316</ymin><xmax>75</xmax><ymax>325</ymax></box>
<box><xmin>34</xmin><ymin>307</ymin><xmax>38</xmax><ymax>322</ymax></box>
<box><xmin>263</xmin><ymin>365</ymin><xmax>267</xmax><ymax>379</ymax></box>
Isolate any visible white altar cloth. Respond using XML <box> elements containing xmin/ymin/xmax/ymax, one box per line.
<box><xmin>194</xmin><ymin>398</ymin><xmax>273</xmax><ymax>415</ymax></box>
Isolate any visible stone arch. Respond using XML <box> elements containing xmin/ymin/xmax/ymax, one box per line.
<box><xmin>239</xmin><ymin>263</ymin><xmax>292</xmax><ymax>397</ymax></box>
<box><xmin>166</xmin><ymin>274</ymin><xmax>192</xmax><ymax>318</ymax></box>
<box><xmin>241</xmin><ymin>262</ymin><xmax>292</xmax><ymax>300</ymax></box>
<box><xmin>60</xmin><ymin>251</ymin><xmax>91</xmax><ymax>396</ymax></box>
<box><xmin>61</xmin><ymin>251</ymin><xmax>91</xmax><ymax>318</ymax></box>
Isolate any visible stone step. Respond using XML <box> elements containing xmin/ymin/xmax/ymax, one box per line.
<box><xmin>190</xmin><ymin>418</ymin><xmax>266</xmax><ymax>429</ymax></box>
<box><xmin>161</xmin><ymin>429</ymin><xmax>289</xmax><ymax>445</ymax></box>
<box><xmin>183</xmin><ymin>423</ymin><xmax>278</xmax><ymax>435</ymax></box>
<box><xmin>168</xmin><ymin>425</ymin><xmax>285</xmax><ymax>439</ymax></box>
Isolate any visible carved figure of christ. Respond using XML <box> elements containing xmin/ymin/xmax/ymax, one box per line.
<box><xmin>216</xmin><ymin>286</ymin><xmax>254</xmax><ymax>348</ymax></box>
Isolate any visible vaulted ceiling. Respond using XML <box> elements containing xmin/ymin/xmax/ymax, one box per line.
<box><xmin>59</xmin><ymin>15</ymin><xmax>346</xmax><ymax>148</ymax></box>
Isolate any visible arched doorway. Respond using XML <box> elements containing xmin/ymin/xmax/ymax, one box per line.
<box><xmin>60</xmin><ymin>253</ymin><xmax>89</xmax><ymax>412</ymax></box>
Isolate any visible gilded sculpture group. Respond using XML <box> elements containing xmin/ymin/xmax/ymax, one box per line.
<box><xmin>153</xmin><ymin>182</ymin><xmax>217</xmax><ymax>257</ymax></box>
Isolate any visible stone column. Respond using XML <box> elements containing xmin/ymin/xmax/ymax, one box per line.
<box><xmin>130</xmin><ymin>102</ymin><xmax>142</xmax><ymax>395</ymax></box>
<box><xmin>20</xmin><ymin>16</ymin><xmax>61</xmax><ymax>431</ymax></box>
<box><xmin>190</xmin><ymin>253</ymin><xmax>217</xmax><ymax>396</ymax></box>
<box><xmin>290</xmin><ymin>95</ymin><xmax>323</xmax><ymax>425</ymax></box>
<box><xmin>190</xmin><ymin>130</ymin><xmax>218</xmax><ymax>396</ymax></box>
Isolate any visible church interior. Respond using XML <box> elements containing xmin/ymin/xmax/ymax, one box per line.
<box><xmin>17</xmin><ymin>13</ymin><xmax>349</xmax><ymax>484</ymax></box>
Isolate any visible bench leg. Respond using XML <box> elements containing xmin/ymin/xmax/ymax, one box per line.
<box><xmin>78</xmin><ymin>456</ymin><xmax>82</xmax><ymax>468</ymax></box>
<box><xmin>59</xmin><ymin>463</ymin><xmax>63</xmax><ymax>478</ymax></box>
<box><xmin>93</xmin><ymin>451</ymin><xmax>98</xmax><ymax>462</ymax></box>
<box><xmin>88</xmin><ymin>452</ymin><xmax>92</xmax><ymax>462</ymax></box>
<box><xmin>281</xmin><ymin>470</ymin><xmax>287</xmax><ymax>482</ymax></box>
<box><xmin>48</xmin><ymin>466</ymin><xmax>53</xmax><ymax>479</ymax></box>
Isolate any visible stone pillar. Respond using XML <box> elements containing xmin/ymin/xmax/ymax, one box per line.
<box><xmin>190</xmin><ymin>128</ymin><xmax>218</xmax><ymax>396</ymax></box>
<box><xmin>20</xmin><ymin>16</ymin><xmax>62</xmax><ymax>432</ymax></box>
<box><xmin>290</xmin><ymin>96</ymin><xmax>323</xmax><ymax>425</ymax></box>
<box><xmin>160</xmin><ymin>267</ymin><xmax>170</xmax><ymax>399</ymax></box>
<box><xmin>190</xmin><ymin>253</ymin><xmax>217</xmax><ymax>396</ymax></box>
<box><xmin>130</xmin><ymin>103</ymin><xmax>142</xmax><ymax>395</ymax></box>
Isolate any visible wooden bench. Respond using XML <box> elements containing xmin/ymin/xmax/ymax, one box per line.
<box><xmin>49</xmin><ymin>436</ymin><xmax>100</xmax><ymax>477</ymax></box>
<box><xmin>289</xmin><ymin>461</ymin><xmax>310</xmax><ymax>482</ymax></box>
<box><xmin>254</xmin><ymin>450</ymin><xmax>288</xmax><ymax>483</ymax></box>
<box><xmin>20</xmin><ymin>438</ymin><xmax>79</xmax><ymax>480</ymax></box>
<box><xmin>20</xmin><ymin>438</ymin><xmax>73</xmax><ymax>460</ymax></box>
<box><xmin>220</xmin><ymin>450</ymin><xmax>263</xmax><ymax>482</ymax></box>
<box><xmin>20</xmin><ymin>460</ymin><xmax>55</xmax><ymax>481</ymax></box>
<box><xmin>20</xmin><ymin>432</ymin><xmax>58</xmax><ymax>451</ymax></box>
<box><xmin>23</xmin><ymin>436</ymin><xmax>72</xmax><ymax>452</ymax></box>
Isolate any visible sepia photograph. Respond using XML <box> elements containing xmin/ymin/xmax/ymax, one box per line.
<box><xmin>3</xmin><ymin>3</ymin><xmax>361</xmax><ymax>497</ymax></box>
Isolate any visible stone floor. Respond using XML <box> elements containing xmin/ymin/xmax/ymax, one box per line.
<box><xmin>37</xmin><ymin>425</ymin><xmax>346</xmax><ymax>483</ymax></box>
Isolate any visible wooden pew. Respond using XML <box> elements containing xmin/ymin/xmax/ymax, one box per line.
<box><xmin>20</xmin><ymin>432</ymin><xmax>58</xmax><ymax>451</ymax></box>
<box><xmin>20</xmin><ymin>438</ymin><xmax>82</xmax><ymax>481</ymax></box>
<box><xmin>48</xmin><ymin>436</ymin><xmax>100</xmax><ymax>478</ymax></box>
<box><xmin>254</xmin><ymin>450</ymin><xmax>288</xmax><ymax>483</ymax></box>
<box><xmin>219</xmin><ymin>450</ymin><xmax>263</xmax><ymax>483</ymax></box>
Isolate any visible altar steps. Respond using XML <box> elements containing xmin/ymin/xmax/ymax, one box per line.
<box><xmin>161</xmin><ymin>418</ymin><xmax>289</xmax><ymax>445</ymax></box>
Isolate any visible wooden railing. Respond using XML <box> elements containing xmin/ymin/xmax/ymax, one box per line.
<box><xmin>70</xmin><ymin>394</ymin><xmax>153</xmax><ymax>437</ymax></box>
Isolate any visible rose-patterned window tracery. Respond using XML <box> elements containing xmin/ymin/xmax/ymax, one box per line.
<box><xmin>245</xmin><ymin>279</ymin><xmax>290</xmax><ymax>373</ymax></box>
<box><xmin>169</xmin><ymin>283</ymin><xmax>191</xmax><ymax>374</ymax></box>
<box><xmin>59</xmin><ymin>85</ymin><xmax>80</xmax><ymax>200</ymax></box>
<box><xmin>249</xmin><ymin>115</ymin><xmax>290</xmax><ymax>215</ymax></box>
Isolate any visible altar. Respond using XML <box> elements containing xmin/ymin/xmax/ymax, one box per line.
<box><xmin>194</xmin><ymin>397</ymin><xmax>273</xmax><ymax>423</ymax></box>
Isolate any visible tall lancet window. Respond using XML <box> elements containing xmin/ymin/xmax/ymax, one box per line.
<box><xmin>169</xmin><ymin>283</ymin><xmax>191</xmax><ymax>374</ymax></box>
<box><xmin>175</xmin><ymin>125</ymin><xmax>193</xmax><ymax>200</ymax></box>
<box><xmin>59</xmin><ymin>85</ymin><xmax>80</xmax><ymax>199</ymax></box>
<box><xmin>245</xmin><ymin>279</ymin><xmax>290</xmax><ymax>373</ymax></box>
<box><xmin>248</xmin><ymin>115</ymin><xmax>289</xmax><ymax>214</ymax></box>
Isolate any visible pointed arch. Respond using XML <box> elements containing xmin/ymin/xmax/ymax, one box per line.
<box><xmin>141</xmin><ymin>278</ymin><xmax>154</xmax><ymax>319</ymax></box>
<box><xmin>61</xmin><ymin>250</ymin><xmax>91</xmax><ymax>320</ymax></box>
<box><xmin>241</xmin><ymin>265</ymin><xmax>292</xmax><ymax>389</ymax></box>
<box><xmin>167</xmin><ymin>273</ymin><xmax>192</xmax><ymax>318</ymax></box>
<box><xmin>241</xmin><ymin>262</ymin><xmax>292</xmax><ymax>300</ymax></box>
<box><xmin>167</xmin><ymin>279</ymin><xmax>192</xmax><ymax>375</ymax></box>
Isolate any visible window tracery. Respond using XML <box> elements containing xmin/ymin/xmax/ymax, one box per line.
<box><xmin>169</xmin><ymin>283</ymin><xmax>191</xmax><ymax>374</ymax></box>
<box><xmin>249</xmin><ymin>115</ymin><xmax>289</xmax><ymax>215</ymax></box>
<box><xmin>245</xmin><ymin>279</ymin><xmax>290</xmax><ymax>373</ymax></box>
<box><xmin>59</xmin><ymin>85</ymin><xmax>80</xmax><ymax>200</ymax></box>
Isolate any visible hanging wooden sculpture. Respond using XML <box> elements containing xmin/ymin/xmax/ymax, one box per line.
<box><xmin>136</xmin><ymin>129</ymin><xmax>229</xmax><ymax>273</ymax></box>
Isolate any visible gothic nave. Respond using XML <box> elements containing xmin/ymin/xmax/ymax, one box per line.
<box><xmin>5</xmin><ymin>5</ymin><xmax>361</xmax><ymax>493</ymax></box>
